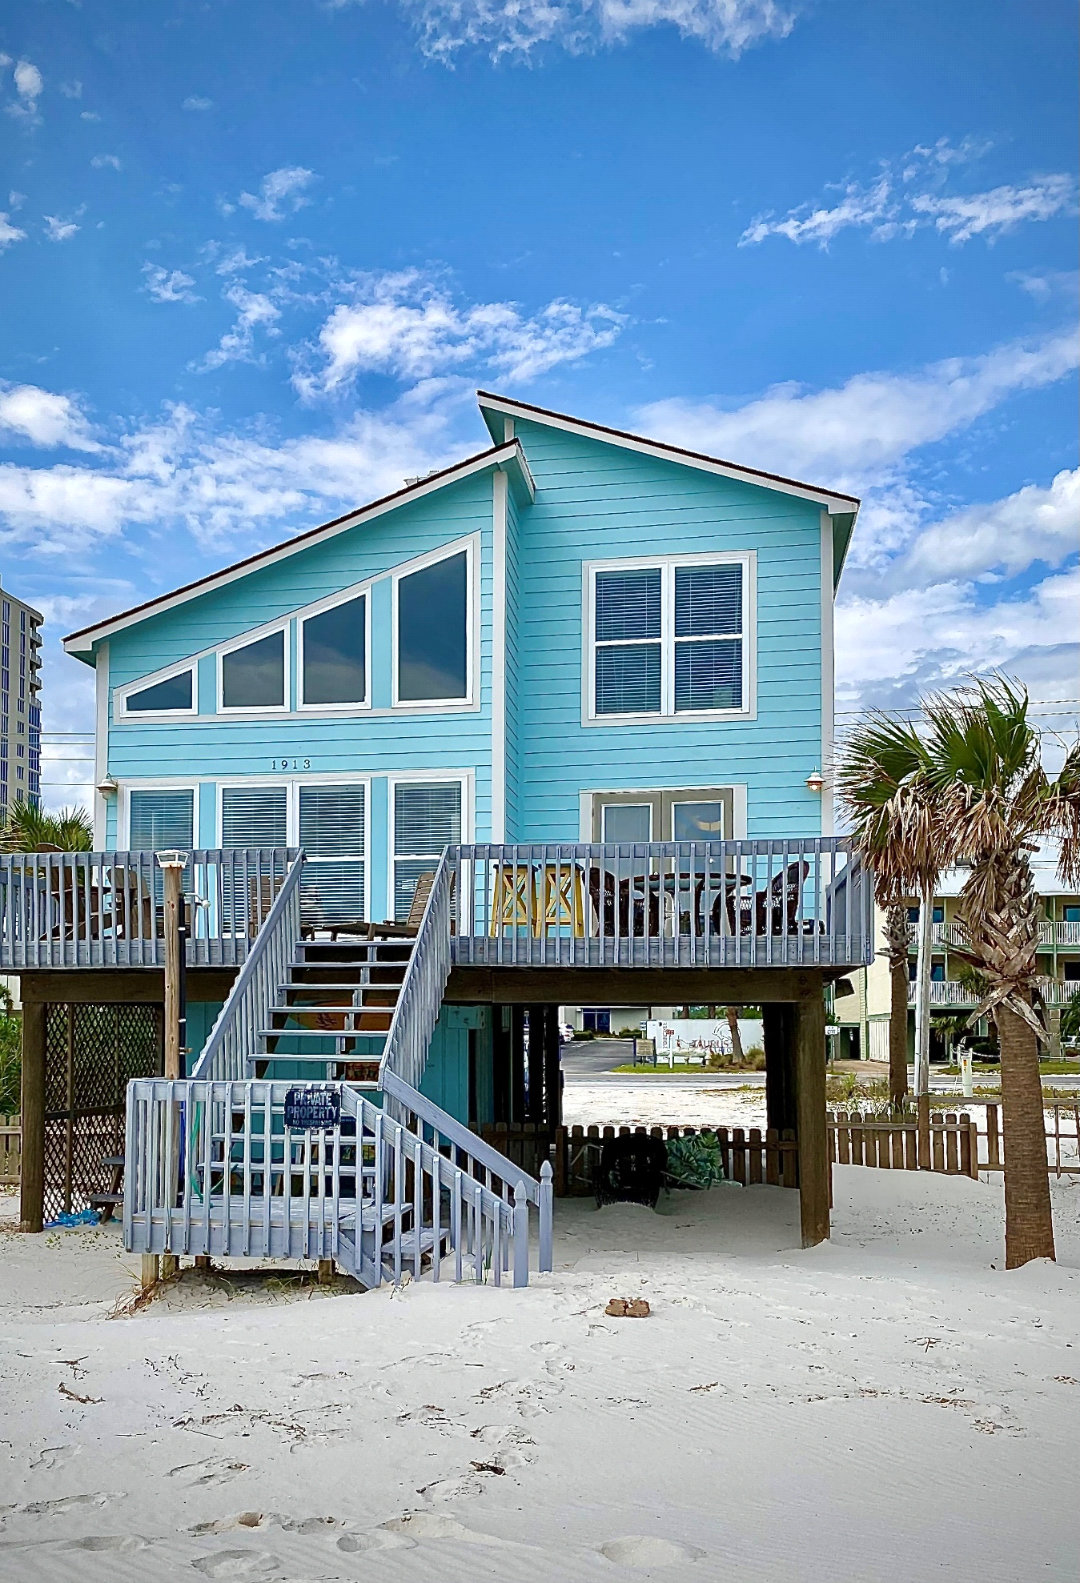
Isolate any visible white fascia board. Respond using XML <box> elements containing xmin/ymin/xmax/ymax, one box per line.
<box><xmin>477</xmin><ymin>394</ymin><xmax>859</xmax><ymax>515</ymax></box>
<box><xmin>63</xmin><ymin>442</ymin><xmax>527</xmax><ymax>659</ymax></box>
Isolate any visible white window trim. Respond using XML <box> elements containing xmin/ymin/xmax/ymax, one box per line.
<box><xmin>391</xmin><ymin>535</ymin><xmax>479</xmax><ymax>711</ymax></box>
<box><xmin>386</xmin><ymin>769</ymin><xmax>473</xmax><ymax>920</ymax></box>
<box><xmin>581</xmin><ymin>551</ymin><xmax>757</xmax><ymax>726</ymax></box>
<box><xmin>217</xmin><ymin>621</ymin><xmax>291</xmax><ymax>715</ymax></box>
<box><xmin>115</xmin><ymin>658</ymin><xmax>198</xmax><ymax>721</ymax></box>
<box><xmin>296</xmin><ymin>580</ymin><xmax>373</xmax><ymax>713</ymax></box>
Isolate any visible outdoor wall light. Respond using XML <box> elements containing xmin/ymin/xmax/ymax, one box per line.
<box><xmin>805</xmin><ymin>768</ymin><xmax>825</xmax><ymax>792</ymax></box>
<box><xmin>95</xmin><ymin>774</ymin><xmax>117</xmax><ymax>794</ymax></box>
<box><xmin>154</xmin><ymin>849</ymin><xmax>189</xmax><ymax>869</ymax></box>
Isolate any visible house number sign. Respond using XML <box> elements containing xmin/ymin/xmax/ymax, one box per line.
<box><xmin>271</xmin><ymin>758</ymin><xmax>312</xmax><ymax>771</ymax></box>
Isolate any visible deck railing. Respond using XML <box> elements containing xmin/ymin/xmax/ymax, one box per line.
<box><xmin>378</xmin><ymin>851</ymin><xmax>454</xmax><ymax>1095</ymax></box>
<box><xmin>447</xmin><ymin>838</ymin><xmax>872</xmax><ymax>969</ymax></box>
<box><xmin>125</xmin><ymin>1078</ymin><xmax>532</xmax><ymax>1287</ymax></box>
<box><xmin>191</xmin><ymin>852</ymin><xmax>305</xmax><ymax>1081</ymax></box>
<box><xmin>0</xmin><ymin>848</ymin><xmax>299</xmax><ymax>969</ymax></box>
<box><xmin>908</xmin><ymin>976</ymin><xmax>1075</xmax><ymax>1008</ymax></box>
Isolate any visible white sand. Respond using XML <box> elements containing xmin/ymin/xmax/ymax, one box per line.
<box><xmin>2</xmin><ymin>1172</ymin><xmax>1079</xmax><ymax>1582</ymax></box>
<box><xmin>566</xmin><ymin>1076</ymin><xmax>769</xmax><ymax>1130</ymax></box>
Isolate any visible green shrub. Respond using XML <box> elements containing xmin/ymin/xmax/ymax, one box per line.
<box><xmin>0</xmin><ymin>986</ymin><xmax>21</xmax><ymax>1114</ymax></box>
<box><xmin>745</xmin><ymin>1045</ymin><xmax>766</xmax><ymax>1070</ymax></box>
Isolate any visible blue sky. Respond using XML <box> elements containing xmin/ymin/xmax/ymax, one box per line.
<box><xmin>0</xmin><ymin>0</ymin><xmax>1077</xmax><ymax>805</ymax></box>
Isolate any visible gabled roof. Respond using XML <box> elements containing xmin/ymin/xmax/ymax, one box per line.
<box><xmin>477</xmin><ymin>390</ymin><xmax>860</xmax><ymax>511</ymax></box>
<box><xmin>63</xmin><ymin>440</ymin><xmax>533</xmax><ymax>658</ymax></box>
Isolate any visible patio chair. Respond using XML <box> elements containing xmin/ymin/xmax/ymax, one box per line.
<box><xmin>583</xmin><ymin>866</ymin><xmax>658</xmax><ymax>938</ymax></box>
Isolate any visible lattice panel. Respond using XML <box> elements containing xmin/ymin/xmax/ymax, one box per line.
<box><xmin>42</xmin><ymin>1004</ymin><xmax>163</xmax><ymax>1222</ymax></box>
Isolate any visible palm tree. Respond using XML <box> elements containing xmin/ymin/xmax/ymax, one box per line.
<box><xmin>839</xmin><ymin>677</ymin><xmax>1080</xmax><ymax>1269</ymax></box>
<box><xmin>835</xmin><ymin>713</ymin><xmax>940</xmax><ymax>1107</ymax></box>
<box><xmin>0</xmin><ymin>797</ymin><xmax>92</xmax><ymax>852</ymax></box>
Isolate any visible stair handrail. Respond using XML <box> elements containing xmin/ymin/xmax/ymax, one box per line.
<box><xmin>378</xmin><ymin>848</ymin><xmax>454</xmax><ymax>1096</ymax></box>
<box><xmin>381</xmin><ymin>1069</ymin><xmax>553</xmax><ymax>1275</ymax></box>
<box><xmin>191</xmin><ymin>851</ymin><xmax>305</xmax><ymax>1081</ymax></box>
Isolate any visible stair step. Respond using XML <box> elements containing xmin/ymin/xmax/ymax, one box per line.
<box><xmin>89</xmin><ymin>1191</ymin><xmax>123</xmax><ymax>1206</ymax></box>
<box><xmin>101</xmin><ymin>1155</ymin><xmax>125</xmax><ymax>1169</ymax></box>
<box><xmin>276</xmin><ymin>993</ymin><xmax>400</xmax><ymax>1008</ymax></box>
<box><xmin>270</xmin><ymin>1007</ymin><xmax>396</xmax><ymax>1022</ymax></box>
<box><xmin>258</xmin><ymin>1027</ymin><xmax>389</xmax><ymax>1040</ymax></box>
<box><xmin>253</xmin><ymin>1053</ymin><xmax>382</xmax><ymax>1069</ymax></box>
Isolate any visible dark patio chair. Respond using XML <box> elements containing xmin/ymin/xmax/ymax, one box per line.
<box><xmin>584</xmin><ymin>866</ymin><xmax>658</xmax><ymax>938</ymax></box>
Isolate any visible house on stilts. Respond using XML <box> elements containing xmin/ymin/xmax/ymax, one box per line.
<box><xmin>7</xmin><ymin>392</ymin><xmax>871</xmax><ymax>1286</ymax></box>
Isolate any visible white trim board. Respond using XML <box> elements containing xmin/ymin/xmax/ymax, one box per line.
<box><xmin>477</xmin><ymin>391</ymin><xmax>860</xmax><ymax>513</ymax></box>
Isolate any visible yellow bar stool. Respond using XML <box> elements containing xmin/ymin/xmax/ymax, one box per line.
<box><xmin>538</xmin><ymin>863</ymin><xmax>588</xmax><ymax>938</ymax></box>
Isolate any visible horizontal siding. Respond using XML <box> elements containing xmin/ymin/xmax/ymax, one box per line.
<box><xmin>511</xmin><ymin>418</ymin><xmax>824</xmax><ymax>841</ymax></box>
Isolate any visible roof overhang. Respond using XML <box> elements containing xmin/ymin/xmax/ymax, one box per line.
<box><xmin>64</xmin><ymin>440</ymin><xmax>534</xmax><ymax>660</ymax></box>
<box><xmin>478</xmin><ymin>390</ymin><xmax>861</xmax><ymax>587</ymax></box>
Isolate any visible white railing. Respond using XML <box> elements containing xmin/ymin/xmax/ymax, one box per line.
<box><xmin>192</xmin><ymin>852</ymin><xmax>305</xmax><ymax>1081</ymax></box>
<box><xmin>382</xmin><ymin>1069</ymin><xmax>553</xmax><ymax>1273</ymax></box>
<box><xmin>378</xmin><ymin>851</ymin><xmax>454</xmax><ymax>1095</ymax></box>
<box><xmin>448</xmin><ymin>838</ymin><xmax>872</xmax><ymax>969</ymax></box>
<box><xmin>1040</xmin><ymin>921</ymin><xmax>1080</xmax><ymax>946</ymax></box>
<box><xmin>0</xmin><ymin>848</ymin><xmax>298</xmax><ymax>969</ymax></box>
<box><xmin>124</xmin><ymin>1078</ymin><xmax>532</xmax><ymax>1287</ymax></box>
<box><xmin>907</xmin><ymin>976</ymin><xmax>1077</xmax><ymax>1008</ymax></box>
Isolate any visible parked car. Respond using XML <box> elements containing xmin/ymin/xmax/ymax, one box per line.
<box><xmin>560</xmin><ymin>1023</ymin><xmax>575</xmax><ymax>1045</ymax></box>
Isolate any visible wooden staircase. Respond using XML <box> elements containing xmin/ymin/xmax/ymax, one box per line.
<box><xmin>256</xmin><ymin>938</ymin><xmax>414</xmax><ymax>1081</ymax></box>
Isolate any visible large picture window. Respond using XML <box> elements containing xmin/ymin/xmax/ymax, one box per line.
<box><xmin>221</xmin><ymin>630</ymin><xmax>286</xmax><ymax>710</ymax></box>
<box><xmin>392</xmin><ymin>780</ymin><xmax>462</xmax><ymax>920</ymax></box>
<box><xmin>589</xmin><ymin>556</ymin><xmax>751</xmax><ymax>719</ymax></box>
<box><xmin>395</xmin><ymin>548</ymin><xmax>470</xmax><ymax>704</ymax></box>
<box><xmin>301</xmin><ymin>594</ymin><xmax>367</xmax><ymax>707</ymax></box>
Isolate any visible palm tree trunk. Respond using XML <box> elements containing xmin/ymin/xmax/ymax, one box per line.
<box><xmin>995</xmin><ymin>1001</ymin><xmax>1055</xmax><ymax>1268</ymax></box>
<box><xmin>724</xmin><ymin>1007</ymin><xmax>744</xmax><ymax>1064</ymax></box>
<box><xmin>889</xmin><ymin>959</ymin><xmax>909</xmax><ymax>1107</ymax></box>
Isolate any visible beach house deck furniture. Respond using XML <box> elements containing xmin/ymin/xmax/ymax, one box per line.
<box><xmin>10</xmin><ymin>391</ymin><xmax>869</xmax><ymax>1285</ymax></box>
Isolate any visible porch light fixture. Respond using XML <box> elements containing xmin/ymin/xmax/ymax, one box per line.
<box><xmin>805</xmin><ymin>768</ymin><xmax>825</xmax><ymax>792</ymax></box>
<box><xmin>95</xmin><ymin>773</ymin><xmax>117</xmax><ymax>794</ymax></box>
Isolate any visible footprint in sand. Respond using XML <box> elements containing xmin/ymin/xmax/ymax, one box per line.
<box><xmin>600</xmin><ymin>1536</ymin><xmax>705</xmax><ymax>1568</ymax></box>
<box><xmin>21</xmin><ymin>1492</ymin><xmax>118</xmax><ymax>1516</ymax></box>
<box><xmin>382</xmin><ymin>1512</ymin><xmax>508</xmax><ymax>1545</ymax></box>
<box><xmin>169</xmin><ymin>1456</ymin><xmax>250</xmax><ymax>1487</ymax></box>
<box><xmin>192</xmin><ymin>1550</ymin><xmax>281</xmax><ymax>1580</ymax></box>
<box><xmin>62</xmin><ymin>1536</ymin><xmax>147</xmax><ymax>1554</ymax></box>
<box><xmin>30</xmin><ymin>1445</ymin><xmax>81</xmax><ymax>1471</ymax></box>
<box><xmin>336</xmin><ymin>1529</ymin><xmax>414</xmax><ymax>1553</ymax></box>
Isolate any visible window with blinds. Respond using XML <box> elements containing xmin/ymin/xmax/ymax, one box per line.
<box><xmin>299</xmin><ymin>783</ymin><xmax>366</xmax><ymax>926</ymax></box>
<box><xmin>129</xmin><ymin>789</ymin><xmax>194</xmax><ymax>851</ymax></box>
<box><xmin>591</xmin><ymin>558</ymin><xmax>747</xmax><ymax>718</ymax></box>
<box><xmin>221</xmin><ymin>786</ymin><xmax>289</xmax><ymax>848</ymax></box>
<box><xmin>393</xmin><ymin>781</ymin><xmax>461</xmax><ymax>921</ymax></box>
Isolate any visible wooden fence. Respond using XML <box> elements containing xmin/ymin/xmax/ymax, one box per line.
<box><xmin>828</xmin><ymin>1108</ymin><xmax>979</xmax><ymax>1178</ymax></box>
<box><xmin>554</xmin><ymin>1123</ymin><xmax>799</xmax><ymax>1197</ymax></box>
<box><xmin>0</xmin><ymin>1113</ymin><xmax>19</xmax><ymax>1186</ymax></box>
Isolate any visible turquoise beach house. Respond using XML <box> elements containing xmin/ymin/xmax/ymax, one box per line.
<box><xmin>10</xmin><ymin>393</ymin><xmax>870</xmax><ymax>1282</ymax></box>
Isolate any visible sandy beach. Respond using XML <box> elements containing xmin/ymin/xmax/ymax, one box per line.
<box><xmin>2</xmin><ymin>1168</ymin><xmax>1078</xmax><ymax>1582</ymax></box>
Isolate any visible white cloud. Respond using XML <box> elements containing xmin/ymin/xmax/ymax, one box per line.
<box><xmin>391</xmin><ymin>0</ymin><xmax>800</xmax><ymax>60</ymax></box>
<box><xmin>0</xmin><ymin>392</ymin><xmax>467</xmax><ymax>554</ymax></box>
<box><xmin>198</xmin><ymin>285</ymin><xmax>282</xmax><ymax>370</ymax></box>
<box><xmin>182</xmin><ymin>95</ymin><xmax>212</xmax><ymax>110</ymax></box>
<box><xmin>43</xmin><ymin>213</ymin><xmax>81</xmax><ymax>242</ymax></box>
<box><xmin>90</xmin><ymin>153</ymin><xmax>122</xmax><ymax>170</ymax></box>
<box><xmin>835</xmin><ymin>565</ymin><xmax>1080</xmax><ymax>718</ymax></box>
<box><xmin>5</xmin><ymin>57</ymin><xmax>43</xmax><ymax>123</ymax></box>
<box><xmin>0</xmin><ymin>384</ymin><xmax>101</xmax><ymax>451</ymax></box>
<box><xmin>237</xmin><ymin>166</ymin><xmax>317</xmax><ymax>222</ymax></box>
<box><xmin>741</xmin><ymin>142</ymin><xmax>1077</xmax><ymax>249</ymax></box>
<box><xmin>635</xmin><ymin>328</ymin><xmax>1079</xmax><ymax>486</ymax></box>
<box><xmin>142</xmin><ymin>264</ymin><xmax>201</xmax><ymax>303</ymax></box>
<box><xmin>910</xmin><ymin>175</ymin><xmax>1079</xmax><ymax>244</ymax></box>
<box><xmin>0</xmin><ymin>210</ymin><xmax>26</xmax><ymax>249</ymax></box>
<box><xmin>895</xmin><ymin>469</ymin><xmax>1080</xmax><ymax>588</ymax></box>
<box><xmin>59</xmin><ymin>79</ymin><xmax>82</xmax><ymax>99</ymax></box>
<box><xmin>299</xmin><ymin>270</ymin><xmax>625</xmax><ymax>393</ymax></box>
